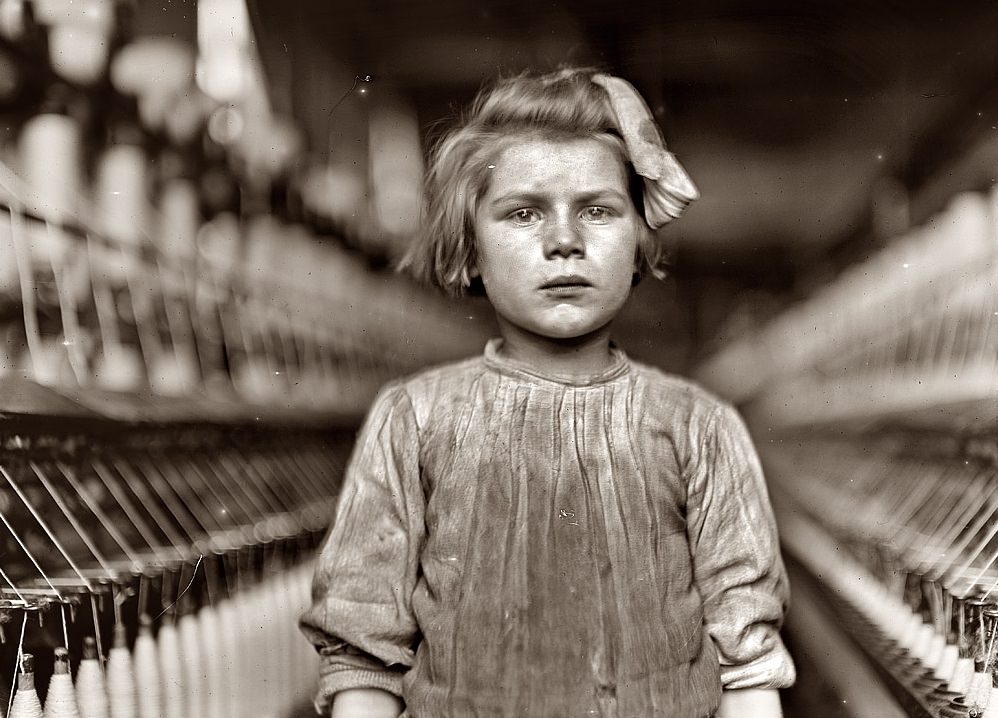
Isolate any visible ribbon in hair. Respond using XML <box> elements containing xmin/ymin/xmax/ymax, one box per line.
<box><xmin>591</xmin><ymin>73</ymin><xmax>699</xmax><ymax>229</ymax></box>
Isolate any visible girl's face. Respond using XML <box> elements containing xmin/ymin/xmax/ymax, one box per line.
<box><xmin>473</xmin><ymin>136</ymin><xmax>643</xmax><ymax>343</ymax></box>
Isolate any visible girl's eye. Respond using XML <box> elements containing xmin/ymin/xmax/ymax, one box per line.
<box><xmin>582</xmin><ymin>206</ymin><xmax>611</xmax><ymax>222</ymax></box>
<box><xmin>509</xmin><ymin>208</ymin><xmax>540</xmax><ymax>225</ymax></box>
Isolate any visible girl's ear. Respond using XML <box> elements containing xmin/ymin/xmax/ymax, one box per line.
<box><xmin>631</xmin><ymin>228</ymin><xmax>648</xmax><ymax>286</ymax></box>
<box><xmin>632</xmin><ymin>233</ymin><xmax>643</xmax><ymax>272</ymax></box>
<box><xmin>458</xmin><ymin>264</ymin><xmax>480</xmax><ymax>291</ymax></box>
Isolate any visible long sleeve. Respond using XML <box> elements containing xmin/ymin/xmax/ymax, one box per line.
<box><xmin>685</xmin><ymin>403</ymin><xmax>796</xmax><ymax>691</ymax></box>
<box><xmin>299</xmin><ymin>382</ymin><xmax>425</xmax><ymax>713</ymax></box>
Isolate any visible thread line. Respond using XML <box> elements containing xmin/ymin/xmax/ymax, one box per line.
<box><xmin>0</xmin><ymin>564</ymin><xmax>27</xmax><ymax>603</ymax></box>
<box><xmin>0</xmin><ymin>492</ymin><xmax>63</xmax><ymax>598</ymax></box>
<box><xmin>7</xmin><ymin>612</ymin><xmax>27</xmax><ymax>717</ymax></box>
<box><xmin>153</xmin><ymin>554</ymin><xmax>203</xmax><ymax>621</ymax></box>
<box><xmin>91</xmin><ymin>594</ymin><xmax>106</xmax><ymax>672</ymax></box>
<box><xmin>1</xmin><ymin>463</ymin><xmax>90</xmax><ymax>593</ymax></box>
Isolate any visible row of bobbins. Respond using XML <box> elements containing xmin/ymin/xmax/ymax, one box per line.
<box><xmin>4</xmin><ymin>559</ymin><xmax>317</xmax><ymax>718</ymax></box>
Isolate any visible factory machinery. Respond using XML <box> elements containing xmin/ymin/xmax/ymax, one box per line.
<box><xmin>698</xmin><ymin>186</ymin><xmax>998</xmax><ymax>717</ymax></box>
<box><xmin>0</xmin><ymin>147</ymin><xmax>485</xmax><ymax>717</ymax></box>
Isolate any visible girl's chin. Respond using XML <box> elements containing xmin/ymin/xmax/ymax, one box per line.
<box><xmin>517</xmin><ymin>319</ymin><xmax>614</xmax><ymax>343</ymax></box>
<box><xmin>493</xmin><ymin>305</ymin><xmax>618</xmax><ymax>343</ymax></box>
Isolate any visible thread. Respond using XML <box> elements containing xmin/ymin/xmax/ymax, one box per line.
<box><xmin>9</xmin><ymin>654</ymin><xmax>43</xmax><ymax>718</ymax></box>
<box><xmin>154</xmin><ymin>622</ymin><xmax>183</xmax><ymax>718</ymax></box>
<box><xmin>75</xmin><ymin>637</ymin><xmax>109</xmax><ymax>718</ymax></box>
<box><xmin>132</xmin><ymin>616</ymin><xmax>161</xmax><ymax>718</ymax></box>
<box><xmin>43</xmin><ymin>648</ymin><xmax>80</xmax><ymax>718</ymax></box>
<box><xmin>106</xmin><ymin>624</ymin><xmax>136</xmax><ymax>718</ymax></box>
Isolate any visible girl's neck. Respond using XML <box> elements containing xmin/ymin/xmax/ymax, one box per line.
<box><xmin>494</xmin><ymin>319</ymin><xmax>617</xmax><ymax>380</ymax></box>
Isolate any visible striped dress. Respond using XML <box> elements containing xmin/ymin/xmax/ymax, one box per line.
<box><xmin>300</xmin><ymin>339</ymin><xmax>795</xmax><ymax>717</ymax></box>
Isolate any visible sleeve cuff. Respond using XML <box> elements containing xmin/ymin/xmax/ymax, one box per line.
<box><xmin>720</xmin><ymin>642</ymin><xmax>796</xmax><ymax>690</ymax></box>
<box><xmin>313</xmin><ymin>665</ymin><xmax>405</xmax><ymax>715</ymax></box>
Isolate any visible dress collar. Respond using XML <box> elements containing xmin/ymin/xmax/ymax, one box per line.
<box><xmin>482</xmin><ymin>338</ymin><xmax>630</xmax><ymax>387</ymax></box>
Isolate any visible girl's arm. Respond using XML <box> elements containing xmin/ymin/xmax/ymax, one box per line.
<box><xmin>685</xmin><ymin>403</ymin><xmax>796</xmax><ymax>708</ymax></box>
<box><xmin>330</xmin><ymin>688</ymin><xmax>404</xmax><ymax>718</ymax></box>
<box><xmin>299</xmin><ymin>383</ymin><xmax>424</xmax><ymax>715</ymax></box>
<box><xmin>717</xmin><ymin>688</ymin><xmax>784</xmax><ymax>718</ymax></box>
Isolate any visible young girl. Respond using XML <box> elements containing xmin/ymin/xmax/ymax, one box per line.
<box><xmin>300</xmin><ymin>68</ymin><xmax>796</xmax><ymax>718</ymax></box>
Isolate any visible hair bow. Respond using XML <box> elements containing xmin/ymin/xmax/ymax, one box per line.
<box><xmin>591</xmin><ymin>73</ymin><xmax>699</xmax><ymax>229</ymax></box>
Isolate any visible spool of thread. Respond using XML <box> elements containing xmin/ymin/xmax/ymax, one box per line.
<box><xmin>984</xmin><ymin>687</ymin><xmax>998</xmax><ymax>718</ymax></box>
<box><xmin>267</xmin><ymin>575</ymin><xmax>290</xmax><ymax>713</ymax></box>
<box><xmin>15</xmin><ymin>90</ymin><xmax>91</xmax><ymax>306</ymax></box>
<box><xmin>934</xmin><ymin>642</ymin><xmax>959</xmax><ymax>683</ymax></box>
<box><xmin>288</xmin><ymin>566</ymin><xmax>310</xmax><ymax>700</ymax></box>
<box><xmin>251</xmin><ymin>584</ymin><xmax>276</xmax><ymax>714</ymax></box>
<box><xmin>19</xmin><ymin>107</ymin><xmax>82</xmax><ymax>224</ymax></box>
<box><xmin>95</xmin><ymin>142</ymin><xmax>147</xmax><ymax>250</ymax></box>
<box><xmin>949</xmin><ymin>657</ymin><xmax>975</xmax><ymax>695</ymax></box>
<box><xmin>156</xmin><ymin>179</ymin><xmax>199</xmax><ymax>264</ymax></box>
<box><xmin>196</xmin><ymin>212</ymin><xmax>241</xmax><ymax>277</ymax></box>
<box><xmin>43</xmin><ymin>648</ymin><xmax>80</xmax><ymax>718</ymax></box>
<box><xmin>106</xmin><ymin>623</ymin><xmax>136</xmax><ymax>718</ymax></box>
<box><xmin>155</xmin><ymin>622</ymin><xmax>184</xmax><ymax>718</ymax></box>
<box><xmin>231</xmin><ymin>592</ymin><xmax>253</xmax><ymax>718</ymax></box>
<box><xmin>230</xmin><ymin>588</ymin><xmax>252</xmax><ymax>716</ymax></box>
<box><xmin>93</xmin><ymin>343</ymin><xmax>146</xmax><ymax>394</ymax></box>
<box><xmin>197</xmin><ymin>605</ymin><xmax>224</xmax><ymax>718</ymax></box>
<box><xmin>148</xmin><ymin>350</ymin><xmax>199</xmax><ymax>398</ymax></box>
<box><xmin>922</xmin><ymin>630</ymin><xmax>945</xmax><ymax>670</ymax></box>
<box><xmin>9</xmin><ymin>654</ymin><xmax>44</xmax><ymax>718</ymax></box>
<box><xmin>45</xmin><ymin>0</ymin><xmax>114</xmax><ymax>86</ymax></box>
<box><xmin>132</xmin><ymin>616</ymin><xmax>161</xmax><ymax>718</ymax></box>
<box><xmin>176</xmin><ymin>613</ymin><xmax>203</xmax><ymax>718</ymax></box>
<box><xmin>75</xmin><ymin>637</ymin><xmax>109</xmax><ymax>718</ymax></box>
<box><xmin>22</xmin><ymin>336</ymin><xmax>73</xmax><ymax>387</ymax></box>
<box><xmin>216</xmin><ymin>599</ymin><xmax>239</xmax><ymax>718</ymax></box>
<box><xmin>971</xmin><ymin>672</ymin><xmax>992</xmax><ymax>713</ymax></box>
<box><xmin>93</xmin><ymin>124</ymin><xmax>148</xmax><ymax>298</ymax></box>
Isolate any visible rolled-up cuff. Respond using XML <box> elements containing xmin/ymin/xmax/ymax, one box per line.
<box><xmin>720</xmin><ymin>642</ymin><xmax>796</xmax><ymax>690</ymax></box>
<box><xmin>313</xmin><ymin>664</ymin><xmax>405</xmax><ymax>715</ymax></box>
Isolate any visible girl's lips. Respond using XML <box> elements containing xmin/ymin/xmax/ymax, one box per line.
<box><xmin>540</xmin><ymin>284</ymin><xmax>592</xmax><ymax>298</ymax></box>
<box><xmin>539</xmin><ymin>275</ymin><xmax>592</xmax><ymax>290</ymax></box>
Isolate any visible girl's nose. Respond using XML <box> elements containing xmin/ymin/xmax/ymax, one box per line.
<box><xmin>544</xmin><ymin>215</ymin><xmax>585</xmax><ymax>259</ymax></box>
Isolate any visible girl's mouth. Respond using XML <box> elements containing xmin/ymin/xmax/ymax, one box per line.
<box><xmin>540</xmin><ymin>275</ymin><xmax>592</xmax><ymax>291</ymax></box>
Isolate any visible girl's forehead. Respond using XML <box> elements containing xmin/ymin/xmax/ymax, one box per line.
<box><xmin>485</xmin><ymin>135</ymin><xmax>629</xmax><ymax>191</ymax></box>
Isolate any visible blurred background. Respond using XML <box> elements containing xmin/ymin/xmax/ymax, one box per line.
<box><xmin>0</xmin><ymin>1</ymin><xmax>995</xmax><ymax>717</ymax></box>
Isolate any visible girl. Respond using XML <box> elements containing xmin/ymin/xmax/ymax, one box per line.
<box><xmin>300</xmin><ymin>68</ymin><xmax>795</xmax><ymax>718</ymax></box>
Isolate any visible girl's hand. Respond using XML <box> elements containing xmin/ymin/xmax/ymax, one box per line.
<box><xmin>330</xmin><ymin>688</ymin><xmax>404</xmax><ymax>718</ymax></box>
<box><xmin>717</xmin><ymin>688</ymin><xmax>784</xmax><ymax>718</ymax></box>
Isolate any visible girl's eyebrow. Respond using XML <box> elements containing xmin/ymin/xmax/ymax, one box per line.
<box><xmin>487</xmin><ymin>191</ymin><xmax>547</xmax><ymax>206</ymax></box>
<box><xmin>575</xmin><ymin>189</ymin><xmax>629</xmax><ymax>204</ymax></box>
<box><xmin>487</xmin><ymin>189</ymin><xmax>629</xmax><ymax>206</ymax></box>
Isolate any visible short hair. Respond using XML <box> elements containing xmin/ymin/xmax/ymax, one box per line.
<box><xmin>399</xmin><ymin>67</ymin><xmax>669</xmax><ymax>297</ymax></box>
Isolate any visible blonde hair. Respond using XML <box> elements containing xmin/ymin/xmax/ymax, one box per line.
<box><xmin>400</xmin><ymin>67</ymin><xmax>668</xmax><ymax>297</ymax></box>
